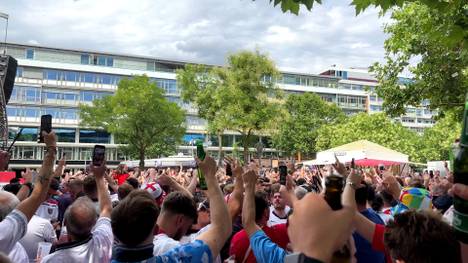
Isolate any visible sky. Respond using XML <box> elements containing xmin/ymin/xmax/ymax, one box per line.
<box><xmin>1</xmin><ymin>0</ymin><xmax>389</xmax><ymax>74</ymax></box>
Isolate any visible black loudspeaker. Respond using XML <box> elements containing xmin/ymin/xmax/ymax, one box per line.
<box><xmin>0</xmin><ymin>55</ymin><xmax>17</xmax><ymax>104</ymax></box>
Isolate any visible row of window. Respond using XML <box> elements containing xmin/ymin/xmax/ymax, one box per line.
<box><xmin>278</xmin><ymin>74</ymin><xmax>339</xmax><ymax>88</ymax></box>
<box><xmin>10</xmin><ymin>146</ymin><xmax>122</xmax><ymax>161</ymax></box>
<box><xmin>43</xmin><ymin>69</ymin><xmax>122</xmax><ymax>85</ymax></box>
<box><xmin>9</xmin><ymin>127</ymin><xmax>110</xmax><ymax>144</ymax></box>
<box><xmin>10</xmin><ymin>86</ymin><xmax>112</xmax><ymax>104</ymax></box>
<box><xmin>401</xmin><ymin>117</ymin><xmax>436</xmax><ymax>124</ymax></box>
<box><xmin>182</xmin><ymin>133</ymin><xmax>274</xmax><ymax>148</ymax></box>
<box><xmin>81</xmin><ymin>54</ymin><xmax>114</xmax><ymax>67</ymax></box>
<box><xmin>7</xmin><ymin>106</ymin><xmax>78</xmax><ymax>120</ymax></box>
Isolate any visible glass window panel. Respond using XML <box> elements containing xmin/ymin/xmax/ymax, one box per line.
<box><xmin>25</xmin><ymin>88</ymin><xmax>38</xmax><ymax>102</ymax></box>
<box><xmin>45</xmin><ymin>70</ymin><xmax>58</xmax><ymax>80</ymax></box>
<box><xmin>61</xmin><ymin>109</ymin><xmax>77</xmax><ymax>120</ymax></box>
<box><xmin>182</xmin><ymin>133</ymin><xmax>205</xmax><ymax>145</ymax></box>
<box><xmin>97</xmin><ymin>56</ymin><xmax>106</xmax><ymax>66</ymax></box>
<box><xmin>80</xmin><ymin>91</ymin><xmax>94</xmax><ymax>101</ymax></box>
<box><xmin>18</xmin><ymin>128</ymin><xmax>38</xmax><ymax>141</ymax></box>
<box><xmin>22</xmin><ymin>147</ymin><xmax>35</xmax><ymax>159</ymax></box>
<box><xmin>83</xmin><ymin>73</ymin><xmax>95</xmax><ymax>83</ymax></box>
<box><xmin>101</xmin><ymin>75</ymin><xmax>112</xmax><ymax>85</ymax></box>
<box><xmin>81</xmin><ymin>54</ymin><xmax>90</xmax><ymax>65</ymax></box>
<box><xmin>106</xmin><ymin>57</ymin><xmax>113</xmax><ymax>67</ymax></box>
<box><xmin>26</xmin><ymin>49</ymin><xmax>34</xmax><ymax>59</ymax></box>
<box><xmin>24</xmin><ymin>107</ymin><xmax>38</xmax><ymax>118</ymax></box>
<box><xmin>6</xmin><ymin>106</ymin><xmax>17</xmax><ymax>116</ymax></box>
<box><xmin>16</xmin><ymin>67</ymin><xmax>23</xmax><ymax>78</ymax></box>
<box><xmin>65</xmin><ymin>71</ymin><xmax>78</xmax><ymax>82</ymax></box>
<box><xmin>43</xmin><ymin>108</ymin><xmax>60</xmax><ymax>118</ymax></box>
<box><xmin>79</xmin><ymin>129</ymin><xmax>110</xmax><ymax>144</ymax></box>
<box><xmin>55</xmin><ymin>128</ymin><xmax>76</xmax><ymax>142</ymax></box>
<box><xmin>63</xmin><ymin>93</ymin><xmax>77</xmax><ymax>101</ymax></box>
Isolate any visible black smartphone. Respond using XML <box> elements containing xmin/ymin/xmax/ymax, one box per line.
<box><xmin>92</xmin><ymin>145</ymin><xmax>106</xmax><ymax>166</ymax></box>
<box><xmin>225</xmin><ymin>163</ymin><xmax>233</xmax><ymax>177</ymax></box>
<box><xmin>351</xmin><ymin>158</ymin><xmax>355</xmax><ymax>169</ymax></box>
<box><xmin>279</xmin><ymin>165</ymin><xmax>287</xmax><ymax>185</ymax></box>
<box><xmin>38</xmin><ymin>115</ymin><xmax>52</xmax><ymax>143</ymax></box>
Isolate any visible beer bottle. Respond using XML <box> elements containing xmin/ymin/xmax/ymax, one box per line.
<box><xmin>454</xmin><ymin>98</ymin><xmax>468</xmax><ymax>243</ymax></box>
<box><xmin>196</xmin><ymin>140</ymin><xmax>208</xmax><ymax>190</ymax></box>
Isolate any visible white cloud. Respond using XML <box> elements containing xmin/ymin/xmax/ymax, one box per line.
<box><xmin>1</xmin><ymin>0</ymin><xmax>388</xmax><ymax>73</ymax></box>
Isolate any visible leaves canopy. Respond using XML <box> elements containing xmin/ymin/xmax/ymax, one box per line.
<box><xmin>272</xmin><ymin>92</ymin><xmax>345</xmax><ymax>156</ymax></box>
<box><xmin>371</xmin><ymin>2</ymin><xmax>468</xmax><ymax>117</ymax></box>
<box><xmin>79</xmin><ymin>75</ymin><xmax>186</xmax><ymax>168</ymax></box>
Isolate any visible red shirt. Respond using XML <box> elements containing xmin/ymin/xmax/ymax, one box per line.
<box><xmin>113</xmin><ymin>173</ymin><xmax>129</xmax><ymax>185</ymax></box>
<box><xmin>372</xmin><ymin>224</ymin><xmax>392</xmax><ymax>263</ymax></box>
<box><xmin>229</xmin><ymin>223</ymin><xmax>289</xmax><ymax>263</ymax></box>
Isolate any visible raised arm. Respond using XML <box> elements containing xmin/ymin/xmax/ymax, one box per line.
<box><xmin>53</xmin><ymin>155</ymin><xmax>66</xmax><ymax>178</ymax></box>
<box><xmin>225</xmin><ymin>157</ymin><xmax>244</xmax><ymax>222</ymax></box>
<box><xmin>92</xmin><ymin>162</ymin><xmax>112</xmax><ymax>218</ymax></box>
<box><xmin>158</xmin><ymin>173</ymin><xmax>193</xmax><ymax>198</ymax></box>
<box><xmin>196</xmin><ymin>156</ymin><xmax>232</xmax><ymax>258</ymax></box>
<box><xmin>16</xmin><ymin>131</ymin><xmax>57</xmax><ymax>221</ymax></box>
<box><xmin>242</xmin><ymin>170</ymin><xmax>261</xmax><ymax>236</ymax></box>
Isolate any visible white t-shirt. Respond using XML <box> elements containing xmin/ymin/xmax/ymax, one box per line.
<box><xmin>41</xmin><ymin>217</ymin><xmax>113</xmax><ymax>263</ymax></box>
<box><xmin>0</xmin><ymin>209</ymin><xmax>28</xmax><ymax>254</ymax></box>
<box><xmin>267</xmin><ymin>206</ymin><xmax>291</xmax><ymax>226</ymax></box>
<box><xmin>35</xmin><ymin>200</ymin><xmax>59</xmax><ymax>222</ymax></box>
<box><xmin>8</xmin><ymin>242</ymin><xmax>29</xmax><ymax>263</ymax></box>
<box><xmin>19</xmin><ymin>215</ymin><xmax>57</xmax><ymax>262</ymax></box>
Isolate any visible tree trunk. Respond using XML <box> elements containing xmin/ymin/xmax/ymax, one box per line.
<box><xmin>217</xmin><ymin>132</ymin><xmax>223</xmax><ymax>166</ymax></box>
<box><xmin>243</xmin><ymin>136</ymin><xmax>249</xmax><ymax>164</ymax></box>
<box><xmin>139</xmin><ymin>150</ymin><xmax>145</xmax><ymax>170</ymax></box>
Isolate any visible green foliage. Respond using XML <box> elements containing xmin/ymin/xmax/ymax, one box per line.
<box><xmin>272</xmin><ymin>92</ymin><xmax>345</xmax><ymax>156</ymax></box>
<box><xmin>420</xmin><ymin>111</ymin><xmax>461</xmax><ymax>161</ymax></box>
<box><xmin>177</xmin><ymin>50</ymin><xmax>283</xmax><ymax>162</ymax></box>
<box><xmin>79</xmin><ymin>75</ymin><xmax>186</xmax><ymax>168</ymax></box>
<box><xmin>315</xmin><ymin>112</ymin><xmax>462</xmax><ymax>162</ymax></box>
<box><xmin>315</xmin><ymin>113</ymin><xmax>424</xmax><ymax>161</ymax></box>
<box><xmin>371</xmin><ymin>2</ymin><xmax>468</xmax><ymax>117</ymax></box>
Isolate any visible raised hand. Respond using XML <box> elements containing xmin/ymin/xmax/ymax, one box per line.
<box><xmin>225</xmin><ymin>156</ymin><xmax>243</xmax><ymax>177</ymax></box>
<box><xmin>197</xmin><ymin>155</ymin><xmax>217</xmax><ymax>179</ymax></box>
<box><xmin>92</xmin><ymin>161</ymin><xmax>107</xmax><ymax>179</ymax></box>
<box><xmin>332</xmin><ymin>155</ymin><xmax>347</xmax><ymax>177</ymax></box>
<box><xmin>242</xmin><ymin>170</ymin><xmax>257</xmax><ymax>191</ymax></box>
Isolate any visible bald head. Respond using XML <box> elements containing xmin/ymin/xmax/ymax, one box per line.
<box><xmin>0</xmin><ymin>191</ymin><xmax>19</xmax><ymax>221</ymax></box>
<box><xmin>65</xmin><ymin>196</ymin><xmax>98</xmax><ymax>240</ymax></box>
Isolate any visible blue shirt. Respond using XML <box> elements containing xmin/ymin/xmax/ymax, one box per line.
<box><xmin>111</xmin><ymin>239</ymin><xmax>212</xmax><ymax>263</ymax></box>
<box><xmin>249</xmin><ymin>230</ymin><xmax>287</xmax><ymax>263</ymax></box>
<box><xmin>352</xmin><ymin>208</ymin><xmax>385</xmax><ymax>263</ymax></box>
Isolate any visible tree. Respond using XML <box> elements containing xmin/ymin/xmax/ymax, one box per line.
<box><xmin>79</xmin><ymin>75</ymin><xmax>186</xmax><ymax>169</ymax></box>
<box><xmin>177</xmin><ymin>64</ymin><xmax>228</xmax><ymax>164</ymax></box>
<box><xmin>315</xmin><ymin>113</ymin><xmax>424</xmax><ymax>162</ymax></box>
<box><xmin>370</xmin><ymin>2</ymin><xmax>468</xmax><ymax>117</ymax></box>
<box><xmin>178</xmin><ymin>50</ymin><xmax>283</xmax><ymax>163</ymax></box>
<box><xmin>420</xmin><ymin>112</ymin><xmax>461</xmax><ymax>161</ymax></box>
<box><xmin>272</xmin><ymin>92</ymin><xmax>345</xmax><ymax>158</ymax></box>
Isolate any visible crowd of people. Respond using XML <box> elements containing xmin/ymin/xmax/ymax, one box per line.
<box><xmin>0</xmin><ymin>130</ymin><xmax>467</xmax><ymax>262</ymax></box>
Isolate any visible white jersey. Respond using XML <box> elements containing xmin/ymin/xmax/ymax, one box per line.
<box><xmin>19</xmin><ymin>215</ymin><xmax>57</xmax><ymax>262</ymax></box>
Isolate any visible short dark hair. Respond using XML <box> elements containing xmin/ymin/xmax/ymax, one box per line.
<box><xmin>117</xmin><ymin>183</ymin><xmax>134</xmax><ymax>200</ymax></box>
<box><xmin>161</xmin><ymin>192</ymin><xmax>197</xmax><ymax>223</ymax></box>
<box><xmin>384</xmin><ymin>210</ymin><xmax>460</xmax><ymax>263</ymax></box>
<box><xmin>371</xmin><ymin>194</ymin><xmax>383</xmax><ymax>212</ymax></box>
<box><xmin>126</xmin><ymin>177</ymin><xmax>139</xmax><ymax>189</ymax></box>
<box><xmin>111</xmin><ymin>190</ymin><xmax>160</xmax><ymax>247</ymax></box>
<box><xmin>295</xmin><ymin>178</ymin><xmax>307</xmax><ymax>186</ymax></box>
<box><xmin>355</xmin><ymin>181</ymin><xmax>372</xmax><ymax>206</ymax></box>
<box><xmin>255</xmin><ymin>191</ymin><xmax>269</xmax><ymax>221</ymax></box>
<box><xmin>380</xmin><ymin>190</ymin><xmax>397</xmax><ymax>206</ymax></box>
<box><xmin>83</xmin><ymin>175</ymin><xmax>97</xmax><ymax>198</ymax></box>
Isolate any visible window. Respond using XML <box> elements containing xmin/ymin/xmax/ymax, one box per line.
<box><xmin>79</xmin><ymin>129</ymin><xmax>110</xmax><ymax>143</ymax></box>
<box><xmin>101</xmin><ymin>75</ymin><xmax>112</xmax><ymax>85</ymax></box>
<box><xmin>21</xmin><ymin>147</ymin><xmax>35</xmax><ymax>159</ymax></box>
<box><xmin>81</xmin><ymin>54</ymin><xmax>90</xmax><ymax>65</ymax></box>
<box><xmin>17</xmin><ymin>128</ymin><xmax>38</xmax><ymax>141</ymax></box>
<box><xmin>63</xmin><ymin>93</ymin><xmax>77</xmax><ymax>101</ymax></box>
<box><xmin>64</xmin><ymin>71</ymin><xmax>78</xmax><ymax>82</ymax></box>
<box><xmin>6</xmin><ymin>106</ymin><xmax>18</xmax><ymax>116</ymax></box>
<box><xmin>42</xmin><ymin>108</ymin><xmax>60</xmax><ymax>119</ymax></box>
<box><xmin>97</xmin><ymin>56</ymin><xmax>106</xmax><ymax>66</ymax></box>
<box><xmin>55</xmin><ymin>128</ymin><xmax>76</xmax><ymax>142</ymax></box>
<box><xmin>82</xmin><ymin>73</ymin><xmax>95</xmax><ymax>83</ymax></box>
<box><xmin>370</xmin><ymin>95</ymin><xmax>377</xmax><ymax>101</ymax></box>
<box><xmin>26</xmin><ymin>49</ymin><xmax>34</xmax><ymax>59</ymax></box>
<box><xmin>182</xmin><ymin>133</ymin><xmax>205</xmax><ymax>145</ymax></box>
<box><xmin>106</xmin><ymin>57</ymin><xmax>113</xmax><ymax>67</ymax></box>
<box><xmin>25</xmin><ymin>88</ymin><xmax>39</xmax><ymax>102</ymax></box>
<box><xmin>61</xmin><ymin>109</ymin><xmax>77</xmax><ymax>120</ymax></box>
<box><xmin>24</xmin><ymin>107</ymin><xmax>38</xmax><ymax>118</ymax></box>
<box><xmin>80</xmin><ymin>91</ymin><xmax>94</xmax><ymax>102</ymax></box>
<box><xmin>16</xmin><ymin>67</ymin><xmax>23</xmax><ymax>78</ymax></box>
<box><xmin>44</xmin><ymin>70</ymin><xmax>59</xmax><ymax>80</ymax></box>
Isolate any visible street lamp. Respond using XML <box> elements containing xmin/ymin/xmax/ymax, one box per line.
<box><xmin>255</xmin><ymin>138</ymin><xmax>264</xmax><ymax>165</ymax></box>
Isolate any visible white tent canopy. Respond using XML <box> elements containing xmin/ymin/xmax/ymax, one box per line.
<box><xmin>303</xmin><ymin>140</ymin><xmax>409</xmax><ymax>166</ymax></box>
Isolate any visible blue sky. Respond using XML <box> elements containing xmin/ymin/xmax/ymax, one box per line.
<box><xmin>1</xmin><ymin>0</ymin><xmax>389</xmax><ymax>73</ymax></box>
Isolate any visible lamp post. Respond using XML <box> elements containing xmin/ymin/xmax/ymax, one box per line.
<box><xmin>255</xmin><ymin>138</ymin><xmax>264</xmax><ymax>166</ymax></box>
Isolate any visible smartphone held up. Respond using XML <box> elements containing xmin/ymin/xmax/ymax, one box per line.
<box><xmin>38</xmin><ymin>115</ymin><xmax>52</xmax><ymax>143</ymax></box>
<box><xmin>92</xmin><ymin>145</ymin><xmax>106</xmax><ymax>166</ymax></box>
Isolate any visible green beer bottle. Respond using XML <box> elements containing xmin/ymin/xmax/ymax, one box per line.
<box><xmin>196</xmin><ymin>140</ymin><xmax>208</xmax><ymax>190</ymax></box>
<box><xmin>453</xmin><ymin>98</ymin><xmax>468</xmax><ymax>243</ymax></box>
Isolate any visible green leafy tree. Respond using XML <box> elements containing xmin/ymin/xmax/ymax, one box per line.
<box><xmin>371</xmin><ymin>2</ymin><xmax>468</xmax><ymax>117</ymax></box>
<box><xmin>79</xmin><ymin>75</ymin><xmax>186</xmax><ymax>169</ymax></box>
<box><xmin>272</xmin><ymin>92</ymin><xmax>345</xmax><ymax>158</ymax></box>
<box><xmin>177</xmin><ymin>64</ymin><xmax>228</xmax><ymax>164</ymax></box>
<box><xmin>420</xmin><ymin>112</ymin><xmax>461</xmax><ymax>161</ymax></box>
<box><xmin>315</xmin><ymin>113</ymin><xmax>424</xmax><ymax>161</ymax></box>
<box><xmin>178</xmin><ymin>50</ymin><xmax>283</xmax><ymax>163</ymax></box>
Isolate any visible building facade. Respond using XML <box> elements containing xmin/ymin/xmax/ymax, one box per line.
<box><xmin>1</xmin><ymin>43</ymin><xmax>434</xmax><ymax>169</ymax></box>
